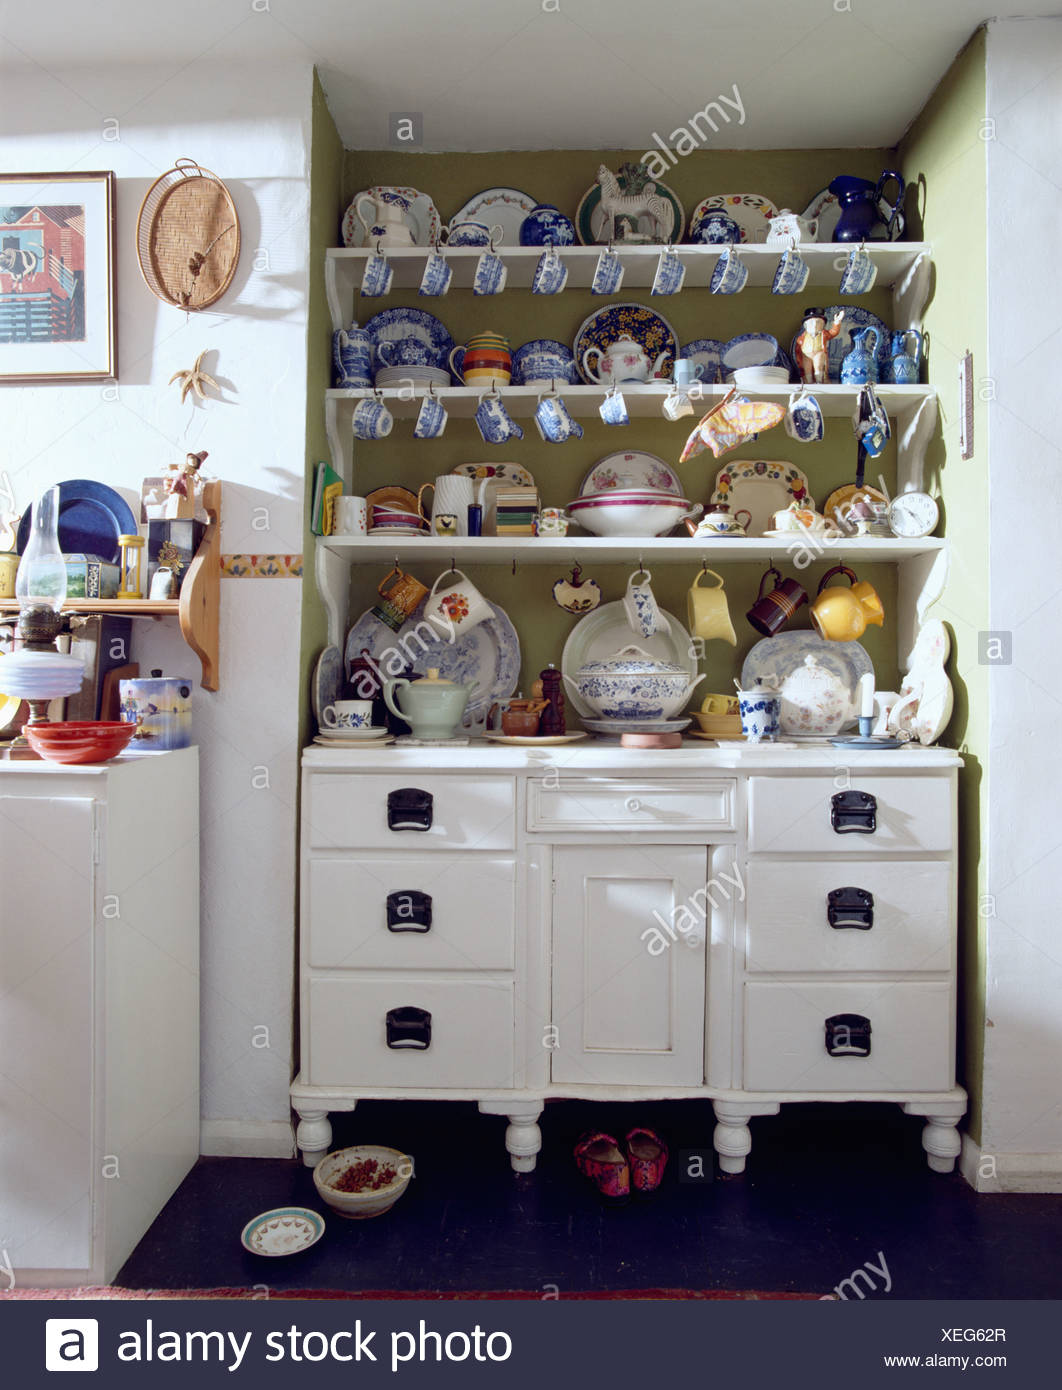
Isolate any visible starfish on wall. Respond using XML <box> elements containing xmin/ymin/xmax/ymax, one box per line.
<box><xmin>170</xmin><ymin>351</ymin><xmax>219</xmax><ymax>404</ymax></box>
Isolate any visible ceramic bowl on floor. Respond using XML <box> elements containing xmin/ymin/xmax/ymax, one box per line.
<box><xmin>313</xmin><ymin>1145</ymin><xmax>413</xmax><ymax>1219</ymax></box>
<box><xmin>240</xmin><ymin>1206</ymin><xmax>326</xmax><ymax>1256</ymax></box>
<box><xmin>25</xmin><ymin>720</ymin><xmax>136</xmax><ymax>764</ymax></box>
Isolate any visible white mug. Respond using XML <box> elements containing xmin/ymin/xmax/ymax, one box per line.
<box><xmin>322</xmin><ymin>699</ymin><xmax>374</xmax><ymax>730</ymax></box>
<box><xmin>418</xmin><ymin>476</ymin><xmax>474</xmax><ymax>537</ymax></box>
<box><xmin>424</xmin><ymin>568</ymin><xmax>493</xmax><ymax>639</ymax></box>
<box><xmin>333</xmin><ymin>495</ymin><xmax>368</xmax><ymax>535</ymax></box>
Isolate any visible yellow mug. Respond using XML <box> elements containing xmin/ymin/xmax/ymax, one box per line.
<box><xmin>701</xmin><ymin>692</ymin><xmax>740</xmax><ymax>716</ymax></box>
<box><xmin>809</xmin><ymin>565</ymin><xmax>885</xmax><ymax>642</ymax></box>
<box><xmin>0</xmin><ymin>551</ymin><xmax>18</xmax><ymax>599</ymax></box>
<box><xmin>687</xmin><ymin>568</ymin><xmax>736</xmax><ymax>646</ymax></box>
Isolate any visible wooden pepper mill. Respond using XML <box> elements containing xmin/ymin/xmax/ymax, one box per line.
<box><xmin>536</xmin><ymin>663</ymin><xmax>566</xmax><ymax>736</ymax></box>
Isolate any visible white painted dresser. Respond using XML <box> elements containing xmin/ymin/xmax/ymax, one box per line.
<box><xmin>292</xmin><ymin>743</ymin><xmax>965</xmax><ymax>1176</ymax></box>
<box><xmin>0</xmin><ymin>749</ymin><xmax>199</xmax><ymax>1287</ymax></box>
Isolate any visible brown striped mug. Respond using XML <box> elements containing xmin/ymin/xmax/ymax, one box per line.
<box><xmin>746</xmin><ymin>565</ymin><xmax>808</xmax><ymax>637</ymax></box>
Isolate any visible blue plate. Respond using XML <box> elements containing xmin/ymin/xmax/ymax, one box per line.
<box><xmin>362</xmin><ymin>308</ymin><xmax>455</xmax><ymax>372</ymax></box>
<box><xmin>573</xmin><ymin>303</ymin><xmax>679</xmax><ymax>384</ymax></box>
<box><xmin>722</xmin><ymin>333</ymin><xmax>779</xmax><ymax>371</ymax></box>
<box><xmin>17</xmin><ymin>480</ymin><xmax>138</xmax><ymax>565</ymax></box>
<box><xmin>679</xmin><ymin>338</ymin><xmax>727</xmax><ymax>384</ymax></box>
<box><xmin>510</xmin><ymin>339</ymin><xmax>576</xmax><ymax>385</ymax></box>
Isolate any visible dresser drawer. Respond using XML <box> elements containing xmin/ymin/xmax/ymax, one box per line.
<box><xmin>747</xmin><ymin>775</ymin><xmax>953</xmax><ymax>854</ymax></box>
<box><xmin>306</xmin><ymin>976</ymin><xmax>514</xmax><ymax>1088</ymax></box>
<box><xmin>307</xmin><ymin>855</ymin><xmax>515</xmax><ymax>971</ymax></box>
<box><xmin>743</xmin><ymin>980</ymin><xmax>953</xmax><ymax>1092</ymax></box>
<box><xmin>528</xmin><ymin>777</ymin><xmax>735</xmax><ymax>833</ymax></box>
<box><xmin>745</xmin><ymin>861</ymin><xmax>952</xmax><ymax>974</ymax></box>
<box><xmin>307</xmin><ymin>774</ymin><xmax>515</xmax><ymax>851</ymax></box>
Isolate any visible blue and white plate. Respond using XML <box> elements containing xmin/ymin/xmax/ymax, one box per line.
<box><xmin>791</xmin><ymin>306</ymin><xmax>890</xmax><ymax>383</ymax></box>
<box><xmin>678</xmin><ymin>338</ymin><xmax>727</xmax><ymax>385</ymax></box>
<box><xmin>311</xmin><ymin>645</ymin><xmax>343</xmax><ymax>727</ymax></box>
<box><xmin>774</xmin><ymin>345</ymin><xmax>797</xmax><ymax>379</ymax></box>
<box><xmin>742</xmin><ymin>632</ymin><xmax>871</xmax><ymax>733</ymax></box>
<box><xmin>17</xmin><ymin>479</ymin><xmax>139</xmax><ymax>566</ymax></box>
<box><xmin>511</xmin><ymin>339</ymin><xmax>577</xmax><ymax>386</ymax></box>
<box><xmin>362</xmin><ymin>308</ymin><xmax>455</xmax><ymax>372</ymax></box>
<box><xmin>573</xmin><ymin>304</ymin><xmax>679</xmax><ymax>384</ymax></box>
<box><xmin>345</xmin><ymin>599</ymin><xmax>520</xmax><ymax>726</ymax></box>
<box><xmin>722</xmin><ymin>333</ymin><xmax>779</xmax><ymax>371</ymax></box>
<box><xmin>241</xmin><ymin>1207</ymin><xmax>325</xmax><ymax>1257</ymax></box>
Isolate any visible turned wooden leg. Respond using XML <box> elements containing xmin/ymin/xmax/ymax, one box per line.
<box><xmin>294</xmin><ymin>1106</ymin><xmax>334</xmax><ymax>1168</ymax></box>
<box><xmin>478</xmin><ymin>1100</ymin><xmax>543</xmax><ymax>1173</ymax></box>
<box><xmin>920</xmin><ymin>1114</ymin><xmax>962</xmax><ymax>1173</ymax></box>
<box><xmin>712</xmin><ymin>1100</ymin><xmax>780</xmax><ymax>1175</ymax></box>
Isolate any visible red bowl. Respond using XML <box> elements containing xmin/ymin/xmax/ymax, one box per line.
<box><xmin>25</xmin><ymin>720</ymin><xmax>137</xmax><ymax>764</ymax></box>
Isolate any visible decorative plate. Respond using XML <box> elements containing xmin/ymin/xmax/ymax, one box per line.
<box><xmin>689</xmin><ymin>193</ymin><xmax>778</xmax><ymax>243</ymax></box>
<box><xmin>362</xmin><ymin>308</ymin><xmax>455</xmax><ymax>367</ymax></box>
<box><xmin>822</xmin><ymin>483</ymin><xmax>889</xmax><ymax>526</ymax></box>
<box><xmin>562</xmin><ymin>601</ymin><xmax>696</xmax><ymax>719</ymax></box>
<box><xmin>17</xmin><ymin>480</ymin><xmax>139</xmax><ymax>566</ymax></box>
<box><xmin>365</xmin><ymin>485</ymin><xmax>419</xmax><ymax>515</ymax></box>
<box><xmin>573</xmin><ymin>304</ymin><xmax>679</xmax><ymax>384</ymax></box>
<box><xmin>449</xmin><ymin>188</ymin><xmax>538</xmax><ymax>246</ymax></box>
<box><xmin>578</xmin><ymin>451</ymin><xmax>681</xmax><ymax>498</ymax></box>
<box><xmin>581</xmin><ymin>715</ymin><xmax>692</xmax><ymax>734</ymax></box>
<box><xmin>342</xmin><ymin>186</ymin><xmax>442</xmax><ymax>248</ymax></box>
<box><xmin>790</xmin><ymin>305</ymin><xmax>890</xmax><ymax>383</ymax></box>
<box><xmin>240</xmin><ymin>1207</ymin><xmax>325</xmax><ymax>1257</ymax></box>
<box><xmin>510</xmin><ymin>340</ymin><xmax>577</xmax><ymax>386</ymax></box>
<box><xmin>345</xmin><ymin>599</ymin><xmax>519</xmax><ymax>726</ymax></box>
<box><xmin>451</xmin><ymin>463</ymin><xmax>535</xmax><ymax>535</ymax></box>
<box><xmin>576</xmin><ymin>177</ymin><xmax>685</xmax><ymax>245</ymax></box>
<box><xmin>483</xmin><ymin>731</ymin><xmax>588</xmax><ymax>745</ymax></box>
<box><xmin>678</xmin><ymin>338</ymin><xmax>727</xmax><ymax>385</ymax></box>
<box><xmin>710</xmin><ymin>460</ymin><xmax>812</xmax><ymax>537</ymax></box>
<box><xmin>722</xmin><ymin>333</ymin><xmax>779</xmax><ymax>371</ymax></box>
<box><xmin>801</xmin><ymin>186</ymin><xmax>905</xmax><ymax>243</ymax></box>
<box><xmin>311</xmin><ymin>645</ymin><xmax>343</xmax><ymax>727</ymax></box>
<box><xmin>742</xmin><ymin>632</ymin><xmax>872</xmax><ymax>733</ymax></box>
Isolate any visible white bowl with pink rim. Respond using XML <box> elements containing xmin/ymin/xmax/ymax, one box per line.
<box><xmin>567</xmin><ymin>494</ymin><xmax>703</xmax><ymax>538</ymax></box>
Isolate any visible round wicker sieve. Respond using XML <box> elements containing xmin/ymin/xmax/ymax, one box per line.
<box><xmin>136</xmin><ymin>159</ymin><xmax>241</xmax><ymax>310</ymax></box>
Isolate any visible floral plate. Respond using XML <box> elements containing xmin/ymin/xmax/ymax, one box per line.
<box><xmin>578</xmin><ymin>451</ymin><xmax>681</xmax><ymax>498</ymax></box>
<box><xmin>710</xmin><ymin>460</ymin><xmax>812</xmax><ymax>537</ymax></box>
<box><xmin>689</xmin><ymin>193</ymin><xmax>778</xmax><ymax>243</ymax></box>
<box><xmin>790</xmin><ymin>305</ymin><xmax>890</xmax><ymax>383</ymax></box>
<box><xmin>449</xmin><ymin>188</ymin><xmax>537</xmax><ymax>245</ymax></box>
<box><xmin>241</xmin><ymin>1207</ymin><xmax>325</xmax><ymax>1257</ymax></box>
<box><xmin>451</xmin><ymin>462</ymin><xmax>535</xmax><ymax>534</ymax></box>
<box><xmin>342</xmin><ymin>186</ymin><xmax>442</xmax><ymax>248</ymax></box>
<box><xmin>573</xmin><ymin>304</ymin><xmax>679</xmax><ymax>384</ymax></box>
<box><xmin>576</xmin><ymin>177</ymin><xmax>685</xmax><ymax>245</ymax></box>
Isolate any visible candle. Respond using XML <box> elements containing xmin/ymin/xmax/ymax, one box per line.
<box><xmin>859</xmin><ymin>671</ymin><xmax>876</xmax><ymax>719</ymax></box>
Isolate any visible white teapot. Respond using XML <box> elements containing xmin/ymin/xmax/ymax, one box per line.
<box><xmin>766</xmin><ymin>209</ymin><xmax>820</xmax><ymax>245</ymax></box>
<box><xmin>778</xmin><ymin>654</ymin><xmax>854</xmax><ymax>736</ymax></box>
<box><xmin>582</xmin><ymin>334</ymin><xmax>670</xmax><ymax>385</ymax></box>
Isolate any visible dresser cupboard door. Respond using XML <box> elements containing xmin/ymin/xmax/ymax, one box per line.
<box><xmin>550</xmin><ymin>846</ymin><xmax>707</xmax><ymax>1086</ymax></box>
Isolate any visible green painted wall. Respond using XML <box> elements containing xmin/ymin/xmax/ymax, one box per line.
<box><xmin>899</xmin><ymin>29</ymin><xmax>989</xmax><ymax>1139</ymax></box>
<box><xmin>341</xmin><ymin>147</ymin><xmax>903</xmax><ymax>696</ymax></box>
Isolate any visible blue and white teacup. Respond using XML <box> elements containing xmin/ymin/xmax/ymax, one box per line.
<box><xmin>785</xmin><ymin>389</ymin><xmax>824</xmax><ymax>443</ymax></box>
<box><xmin>772</xmin><ymin>246</ymin><xmax>810</xmax><ymax>295</ymax></box>
<box><xmin>737</xmin><ymin>688</ymin><xmax>780</xmax><ymax>744</ymax></box>
<box><xmin>361</xmin><ymin>252</ymin><xmax>394</xmax><ymax>298</ymax></box>
<box><xmin>651</xmin><ymin>248</ymin><xmax>685</xmax><ymax>296</ymax></box>
<box><xmin>689</xmin><ymin>211</ymin><xmax>742</xmax><ymax>245</ymax></box>
<box><xmin>352</xmin><ymin>396</ymin><xmax>394</xmax><ymax>440</ymax></box>
<box><xmin>419</xmin><ymin>249</ymin><xmax>452</xmax><ymax>297</ymax></box>
<box><xmin>709</xmin><ymin>246</ymin><xmax>748</xmax><ymax>295</ymax></box>
<box><xmin>599</xmin><ymin>388</ymin><xmax>629</xmax><ymax>426</ymax></box>
<box><xmin>839</xmin><ymin>244</ymin><xmax>878</xmax><ymax>295</ymax></box>
<box><xmin>591</xmin><ymin>249</ymin><xmax>624</xmax><ymax>296</ymax></box>
<box><xmin>534</xmin><ymin>394</ymin><xmax>583</xmax><ymax>443</ymax></box>
<box><xmin>531</xmin><ymin>247</ymin><xmax>568</xmax><ymax>295</ymax></box>
<box><xmin>414</xmin><ymin>391</ymin><xmax>448</xmax><ymax>440</ymax></box>
<box><xmin>673</xmin><ymin>358</ymin><xmax>704</xmax><ymax>389</ymax></box>
<box><xmin>473</xmin><ymin>250</ymin><xmax>507</xmax><ymax>295</ymax></box>
<box><xmin>443</xmin><ymin>219</ymin><xmax>503</xmax><ymax>248</ymax></box>
<box><xmin>475</xmin><ymin>394</ymin><xmax>523</xmax><ymax>444</ymax></box>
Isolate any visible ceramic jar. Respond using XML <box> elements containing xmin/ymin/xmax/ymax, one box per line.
<box><xmin>519</xmin><ymin>204</ymin><xmax>576</xmax><ymax>247</ymax></box>
<box><xmin>450</xmin><ymin>332</ymin><xmax>512</xmax><ymax>388</ymax></box>
<box><xmin>563</xmin><ymin>644</ymin><xmax>704</xmax><ymax>721</ymax></box>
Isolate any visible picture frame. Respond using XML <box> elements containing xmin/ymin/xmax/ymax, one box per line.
<box><xmin>0</xmin><ymin>170</ymin><xmax>117</xmax><ymax>384</ymax></box>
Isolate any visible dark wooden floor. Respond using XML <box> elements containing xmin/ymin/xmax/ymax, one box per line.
<box><xmin>117</xmin><ymin>1099</ymin><xmax>1062</xmax><ymax>1297</ymax></box>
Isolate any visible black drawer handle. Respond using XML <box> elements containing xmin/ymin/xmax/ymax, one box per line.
<box><xmin>386</xmin><ymin>1006</ymin><xmax>432</xmax><ymax>1050</ymax></box>
<box><xmin>825</xmin><ymin>1013</ymin><xmax>872</xmax><ymax>1058</ymax></box>
<box><xmin>827</xmin><ymin>886</ymin><xmax>874</xmax><ymax>930</ymax></box>
<box><xmin>386</xmin><ymin>890</ymin><xmax>433</xmax><ymax>933</ymax></box>
<box><xmin>831</xmin><ymin>789</ymin><xmax>877</xmax><ymax>834</ymax></box>
<box><xmin>387</xmin><ymin>787</ymin><xmax>433</xmax><ymax>832</ymax></box>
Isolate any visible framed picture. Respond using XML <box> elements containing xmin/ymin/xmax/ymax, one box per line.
<box><xmin>0</xmin><ymin>170</ymin><xmax>117</xmax><ymax>384</ymax></box>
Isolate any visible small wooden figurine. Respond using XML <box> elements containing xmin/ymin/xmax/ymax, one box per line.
<box><xmin>164</xmin><ymin>450</ymin><xmax>208</xmax><ymax>520</ymax></box>
<box><xmin>794</xmin><ymin>307</ymin><xmax>845</xmax><ymax>384</ymax></box>
<box><xmin>536</xmin><ymin>663</ymin><xmax>567</xmax><ymax>736</ymax></box>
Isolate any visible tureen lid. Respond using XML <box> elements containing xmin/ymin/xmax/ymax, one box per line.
<box><xmin>576</xmin><ymin>643</ymin><xmax>685</xmax><ymax>676</ymax></box>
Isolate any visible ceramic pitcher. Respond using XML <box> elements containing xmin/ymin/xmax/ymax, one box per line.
<box><xmin>886</xmin><ymin>328</ymin><xmax>923</xmax><ymax>385</ymax></box>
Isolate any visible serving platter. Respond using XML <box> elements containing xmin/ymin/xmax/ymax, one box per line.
<box><xmin>710</xmin><ymin>460</ymin><xmax>812</xmax><ymax>536</ymax></box>
<box><xmin>573</xmin><ymin>303</ymin><xmax>678</xmax><ymax>384</ymax></box>
<box><xmin>742</xmin><ymin>632</ymin><xmax>871</xmax><ymax>733</ymax></box>
<box><xmin>562</xmin><ymin>601</ymin><xmax>696</xmax><ymax>719</ymax></box>
<box><xmin>342</xmin><ymin>186</ymin><xmax>442</xmax><ymax>247</ymax></box>
<box><xmin>483</xmin><ymin>731</ymin><xmax>587</xmax><ymax>745</ymax></box>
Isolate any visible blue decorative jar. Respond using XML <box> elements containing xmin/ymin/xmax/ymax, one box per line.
<box><xmin>519</xmin><ymin>204</ymin><xmax>576</xmax><ymax>247</ymax></box>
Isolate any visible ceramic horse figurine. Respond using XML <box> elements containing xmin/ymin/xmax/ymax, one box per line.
<box><xmin>596</xmin><ymin>164</ymin><xmax>674</xmax><ymax>243</ymax></box>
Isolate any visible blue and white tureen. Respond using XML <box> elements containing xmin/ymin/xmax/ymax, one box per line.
<box><xmin>564</xmin><ymin>644</ymin><xmax>704</xmax><ymax>721</ymax></box>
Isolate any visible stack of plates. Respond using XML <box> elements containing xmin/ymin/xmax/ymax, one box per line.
<box><xmin>314</xmin><ymin>727</ymin><xmax>394</xmax><ymax>748</ymax></box>
<box><xmin>582</xmin><ymin>716</ymin><xmax>692</xmax><ymax>736</ymax></box>
<box><xmin>370</xmin><ymin>505</ymin><xmax>427</xmax><ymax>536</ymax></box>
<box><xmin>729</xmin><ymin>366</ymin><xmax>791</xmax><ymax>387</ymax></box>
<box><xmin>373</xmin><ymin>365</ymin><xmax>450</xmax><ymax>388</ymax></box>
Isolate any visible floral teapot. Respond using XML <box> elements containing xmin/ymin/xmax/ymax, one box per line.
<box><xmin>582</xmin><ymin>335</ymin><xmax>670</xmax><ymax>385</ymax></box>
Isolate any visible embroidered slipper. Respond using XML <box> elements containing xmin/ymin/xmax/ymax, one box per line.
<box><xmin>625</xmin><ymin>1127</ymin><xmax>669</xmax><ymax>1195</ymax></box>
<box><xmin>574</xmin><ymin>1131</ymin><xmax>630</xmax><ymax>1204</ymax></box>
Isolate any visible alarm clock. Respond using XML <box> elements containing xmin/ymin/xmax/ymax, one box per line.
<box><xmin>886</xmin><ymin>491</ymin><xmax>939</xmax><ymax>539</ymax></box>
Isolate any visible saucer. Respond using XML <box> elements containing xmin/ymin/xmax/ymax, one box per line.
<box><xmin>482</xmin><ymin>732</ymin><xmax>587</xmax><ymax>746</ymax></box>
<box><xmin>313</xmin><ymin>735</ymin><xmax>395</xmax><ymax>748</ymax></box>
<box><xmin>582</xmin><ymin>716</ymin><xmax>692</xmax><ymax>735</ymax></box>
<box><xmin>240</xmin><ymin>1207</ymin><xmax>326</xmax><ymax>1256</ymax></box>
<box><xmin>317</xmin><ymin>726</ymin><xmax>390</xmax><ymax>740</ymax></box>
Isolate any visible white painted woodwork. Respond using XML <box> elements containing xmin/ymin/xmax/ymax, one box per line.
<box><xmin>0</xmin><ymin>751</ymin><xmax>199</xmax><ymax>1286</ymax></box>
<box><xmin>308</xmin><ymin>855</ymin><xmax>516</xmax><ymax>971</ymax></box>
<box><xmin>743</xmin><ymin>980</ymin><xmax>953</xmax><ymax>1092</ymax></box>
<box><xmin>747</xmin><ymin>774</ymin><xmax>954</xmax><ymax>854</ymax></box>
<box><xmin>549</xmin><ymin>845</ymin><xmax>707</xmax><ymax>1086</ymax></box>
<box><xmin>307</xmin><ymin>772</ymin><xmax>516</xmax><ymax>851</ymax></box>
<box><xmin>745</xmin><ymin>861</ymin><xmax>952</xmax><ymax>974</ymax></box>
<box><xmin>527</xmin><ymin>776</ymin><xmax>735</xmax><ymax>834</ymax></box>
<box><xmin>306</xmin><ymin>976</ymin><xmax>515</xmax><ymax>1088</ymax></box>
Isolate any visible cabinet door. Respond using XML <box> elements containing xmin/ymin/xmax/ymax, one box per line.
<box><xmin>550</xmin><ymin>846</ymin><xmax>707</xmax><ymax>1086</ymax></box>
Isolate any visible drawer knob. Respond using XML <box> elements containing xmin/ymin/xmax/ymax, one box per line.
<box><xmin>824</xmin><ymin>1012</ymin><xmax>872</xmax><ymax>1058</ymax></box>
<box><xmin>385</xmin><ymin>1005</ymin><xmax>432</xmax><ymax>1050</ymax></box>
<box><xmin>827</xmin><ymin>886</ymin><xmax>874</xmax><ymax>930</ymax></box>
<box><xmin>387</xmin><ymin>787</ymin><xmax>434</xmax><ymax>832</ymax></box>
<box><xmin>831</xmin><ymin>789</ymin><xmax>877</xmax><ymax>834</ymax></box>
<box><xmin>625</xmin><ymin>796</ymin><xmax>642</xmax><ymax>813</ymax></box>
<box><xmin>386</xmin><ymin>890</ymin><xmax>433</xmax><ymax>933</ymax></box>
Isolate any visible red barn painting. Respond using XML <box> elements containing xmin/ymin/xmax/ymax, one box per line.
<box><xmin>0</xmin><ymin>204</ymin><xmax>86</xmax><ymax>343</ymax></box>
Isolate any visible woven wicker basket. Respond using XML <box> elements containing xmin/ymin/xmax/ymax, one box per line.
<box><xmin>136</xmin><ymin>159</ymin><xmax>241</xmax><ymax>310</ymax></box>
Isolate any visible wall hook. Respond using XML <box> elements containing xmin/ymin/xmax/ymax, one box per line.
<box><xmin>512</xmin><ymin>556</ymin><xmax>517</xmax><ymax>576</ymax></box>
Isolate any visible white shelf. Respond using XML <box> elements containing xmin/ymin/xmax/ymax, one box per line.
<box><xmin>319</xmin><ymin>535</ymin><xmax>946</xmax><ymax>566</ymax></box>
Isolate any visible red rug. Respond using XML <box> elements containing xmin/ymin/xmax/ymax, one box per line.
<box><xmin>2</xmin><ymin>1287</ymin><xmax>817</xmax><ymax>1301</ymax></box>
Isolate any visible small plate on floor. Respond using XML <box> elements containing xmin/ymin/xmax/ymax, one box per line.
<box><xmin>482</xmin><ymin>731</ymin><xmax>587</xmax><ymax>745</ymax></box>
<box><xmin>241</xmin><ymin>1207</ymin><xmax>325</xmax><ymax>1256</ymax></box>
